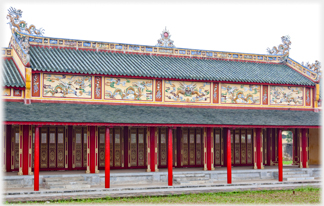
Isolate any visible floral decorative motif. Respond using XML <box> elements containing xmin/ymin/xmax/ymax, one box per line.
<box><xmin>156</xmin><ymin>27</ymin><xmax>175</xmax><ymax>48</ymax></box>
<box><xmin>33</xmin><ymin>75</ymin><xmax>39</xmax><ymax>93</ymax></box>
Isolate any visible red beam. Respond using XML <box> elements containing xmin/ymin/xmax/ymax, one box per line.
<box><xmin>4</xmin><ymin>121</ymin><xmax>321</xmax><ymax>129</ymax></box>
<box><xmin>105</xmin><ymin>127</ymin><xmax>110</xmax><ymax>188</ymax></box>
<box><xmin>226</xmin><ymin>128</ymin><xmax>232</xmax><ymax>184</ymax></box>
<box><xmin>168</xmin><ymin>127</ymin><xmax>173</xmax><ymax>186</ymax></box>
<box><xmin>278</xmin><ymin>129</ymin><xmax>283</xmax><ymax>182</ymax></box>
<box><xmin>34</xmin><ymin>126</ymin><xmax>40</xmax><ymax>191</ymax></box>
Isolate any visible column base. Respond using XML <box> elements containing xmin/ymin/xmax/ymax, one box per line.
<box><xmin>18</xmin><ymin>171</ymin><xmax>23</xmax><ymax>175</ymax></box>
<box><xmin>95</xmin><ymin>170</ymin><xmax>100</xmax><ymax>173</ymax></box>
<box><xmin>85</xmin><ymin>170</ymin><xmax>90</xmax><ymax>174</ymax></box>
<box><xmin>146</xmin><ymin>169</ymin><xmax>151</xmax><ymax>172</ymax></box>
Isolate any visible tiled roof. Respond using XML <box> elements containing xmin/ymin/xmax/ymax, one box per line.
<box><xmin>4</xmin><ymin>102</ymin><xmax>320</xmax><ymax>126</ymax></box>
<box><xmin>2</xmin><ymin>59</ymin><xmax>25</xmax><ymax>87</ymax></box>
<box><xmin>29</xmin><ymin>47</ymin><xmax>315</xmax><ymax>86</ymax></box>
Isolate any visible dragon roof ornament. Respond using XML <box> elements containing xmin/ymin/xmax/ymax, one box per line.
<box><xmin>267</xmin><ymin>35</ymin><xmax>291</xmax><ymax>62</ymax></box>
<box><xmin>7</xmin><ymin>7</ymin><xmax>44</xmax><ymax>36</ymax></box>
<box><xmin>302</xmin><ymin>60</ymin><xmax>321</xmax><ymax>79</ymax></box>
<box><xmin>156</xmin><ymin>27</ymin><xmax>175</xmax><ymax>48</ymax></box>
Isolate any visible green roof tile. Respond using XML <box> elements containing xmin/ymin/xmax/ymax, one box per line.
<box><xmin>29</xmin><ymin>47</ymin><xmax>315</xmax><ymax>86</ymax></box>
<box><xmin>4</xmin><ymin>101</ymin><xmax>320</xmax><ymax>126</ymax></box>
<box><xmin>2</xmin><ymin>59</ymin><xmax>25</xmax><ymax>87</ymax></box>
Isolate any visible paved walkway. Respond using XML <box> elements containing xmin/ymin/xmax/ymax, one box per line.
<box><xmin>3</xmin><ymin>179</ymin><xmax>321</xmax><ymax>203</ymax></box>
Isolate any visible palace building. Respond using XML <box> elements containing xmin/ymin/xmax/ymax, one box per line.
<box><xmin>2</xmin><ymin>8</ymin><xmax>321</xmax><ymax>191</ymax></box>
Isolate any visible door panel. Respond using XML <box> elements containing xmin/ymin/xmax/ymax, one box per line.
<box><xmin>138</xmin><ymin>128</ymin><xmax>145</xmax><ymax>166</ymax></box>
<box><xmin>241</xmin><ymin>129</ymin><xmax>246</xmax><ymax>164</ymax></box>
<box><xmin>57</xmin><ymin>127</ymin><xmax>65</xmax><ymax>168</ymax></box>
<box><xmin>182</xmin><ymin>128</ymin><xmax>188</xmax><ymax>166</ymax></box>
<box><xmin>159</xmin><ymin>128</ymin><xmax>167</xmax><ymax>166</ymax></box>
<box><xmin>74</xmin><ymin>127</ymin><xmax>83</xmax><ymax>168</ymax></box>
<box><xmin>214</xmin><ymin>129</ymin><xmax>221</xmax><ymax>165</ymax></box>
<box><xmin>195</xmin><ymin>129</ymin><xmax>202</xmax><ymax>165</ymax></box>
<box><xmin>98</xmin><ymin>127</ymin><xmax>105</xmax><ymax>168</ymax></box>
<box><xmin>12</xmin><ymin>126</ymin><xmax>19</xmax><ymax>170</ymax></box>
<box><xmin>129</xmin><ymin>128</ymin><xmax>137</xmax><ymax>167</ymax></box>
<box><xmin>247</xmin><ymin>129</ymin><xmax>253</xmax><ymax>164</ymax></box>
<box><xmin>48</xmin><ymin>127</ymin><xmax>56</xmax><ymax>168</ymax></box>
<box><xmin>40</xmin><ymin>127</ymin><xmax>48</xmax><ymax>168</ymax></box>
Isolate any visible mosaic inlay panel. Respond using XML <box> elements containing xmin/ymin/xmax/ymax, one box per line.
<box><xmin>165</xmin><ymin>81</ymin><xmax>211</xmax><ymax>103</ymax></box>
<box><xmin>221</xmin><ymin>84</ymin><xmax>260</xmax><ymax>104</ymax></box>
<box><xmin>105</xmin><ymin>78</ymin><xmax>153</xmax><ymax>101</ymax></box>
<box><xmin>43</xmin><ymin>74</ymin><xmax>92</xmax><ymax>98</ymax></box>
<box><xmin>270</xmin><ymin>86</ymin><xmax>303</xmax><ymax>106</ymax></box>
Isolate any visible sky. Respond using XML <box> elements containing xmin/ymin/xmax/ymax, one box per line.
<box><xmin>1</xmin><ymin>1</ymin><xmax>323</xmax><ymax>65</ymax></box>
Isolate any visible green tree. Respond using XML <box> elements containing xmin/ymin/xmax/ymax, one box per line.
<box><xmin>286</xmin><ymin>132</ymin><xmax>293</xmax><ymax>143</ymax></box>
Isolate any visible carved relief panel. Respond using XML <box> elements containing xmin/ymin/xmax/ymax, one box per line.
<box><xmin>221</xmin><ymin>84</ymin><xmax>261</xmax><ymax>104</ymax></box>
<box><xmin>270</xmin><ymin>86</ymin><xmax>303</xmax><ymax>106</ymax></box>
<box><xmin>43</xmin><ymin>74</ymin><xmax>92</xmax><ymax>98</ymax></box>
<box><xmin>105</xmin><ymin>78</ymin><xmax>153</xmax><ymax>101</ymax></box>
<box><xmin>165</xmin><ymin>81</ymin><xmax>211</xmax><ymax>103</ymax></box>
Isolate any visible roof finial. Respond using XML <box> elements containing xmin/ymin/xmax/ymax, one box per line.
<box><xmin>156</xmin><ymin>27</ymin><xmax>175</xmax><ymax>48</ymax></box>
<box><xmin>6</xmin><ymin>7</ymin><xmax>44</xmax><ymax>36</ymax></box>
<box><xmin>266</xmin><ymin>35</ymin><xmax>291</xmax><ymax>62</ymax></box>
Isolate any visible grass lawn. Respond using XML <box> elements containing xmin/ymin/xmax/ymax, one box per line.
<box><xmin>283</xmin><ymin>161</ymin><xmax>293</xmax><ymax>165</ymax></box>
<box><xmin>9</xmin><ymin>186</ymin><xmax>320</xmax><ymax>205</ymax></box>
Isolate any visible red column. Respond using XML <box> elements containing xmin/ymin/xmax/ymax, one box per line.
<box><xmin>226</xmin><ymin>128</ymin><xmax>232</xmax><ymax>184</ymax></box>
<box><xmin>256</xmin><ymin>128</ymin><xmax>262</xmax><ymax>169</ymax></box>
<box><xmin>34</xmin><ymin>126</ymin><xmax>40</xmax><ymax>191</ymax></box>
<box><xmin>207</xmin><ymin>128</ymin><xmax>212</xmax><ymax>170</ymax></box>
<box><xmin>90</xmin><ymin>126</ymin><xmax>96</xmax><ymax>173</ymax></box>
<box><xmin>302</xmin><ymin>129</ymin><xmax>308</xmax><ymax>168</ymax></box>
<box><xmin>278</xmin><ymin>129</ymin><xmax>283</xmax><ymax>182</ymax></box>
<box><xmin>6</xmin><ymin>125</ymin><xmax>12</xmax><ymax>172</ymax></box>
<box><xmin>168</xmin><ymin>128</ymin><xmax>173</xmax><ymax>186</ymax></box>
<box><xmin>105</xmin><ymin>127</ymin><xmax>110</xmax><ymax>188</ymax></box>
<box><xmin>150</xmin><ymin>127</ymin><xmax>156</xmax><ymax>172</ymax></box>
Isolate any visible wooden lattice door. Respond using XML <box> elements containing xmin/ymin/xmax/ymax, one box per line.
<box><xmin>11</xmin><ymin>126</ymin><xmax>19</xmax><ymax>170</ymax></box>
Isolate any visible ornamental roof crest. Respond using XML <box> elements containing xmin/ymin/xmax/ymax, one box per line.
<box><xmin>6</xmin><ymin>7</ymin><xmax>44</xmax><ymax>36</ymax></box>
<box><xmin>156</xmin><ymin>27</ymin><xmax>175</xmax><ymax>48</ymax></box>
<box><xmin>267</xmin><ymin>35</ymin><xmax>291</xmax><ymax>61</ymax></box>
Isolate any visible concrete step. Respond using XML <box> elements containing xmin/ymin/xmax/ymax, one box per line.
<box><xmin>45</xmin><ymin>184</ymin><xmax>91</xmax><ymax>189</ymax></box>
<box><xmin>44</xmin><ymin>181</ymin><xmax>89</xmax><ymax>186</ymax></box>
<box><xmin>283</xmin><ymin>171</ymin><xmax>307</xmax><ymax>175</ymax></box>
<box><xmin>174</xmin><ymin>174</ymin><xmax>206</xmax><ymax>178</ymax></box>
<box><xmin>284</xmin><ymin>177</ymin><xmax>315</xmax><ymax>181</ymax></box>
<box><xmin>175</xmin><ymin>177</ymin><xmax>209</xmax><ymax>181</ymax></box>
<box><xmin>43</xmin><ymin>176</ymin><xmax>84</xmax><ymax>182</ymax></box>
<box><xmin>178</xmin><ymin>180</ymin><xmax>213</xmax><ymax>185</ymax></box>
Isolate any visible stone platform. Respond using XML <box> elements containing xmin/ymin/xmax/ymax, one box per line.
<box><xmin>3</xmin><ymin>165</ymin><xmax>321</xmax><ymax>189</ymax></box>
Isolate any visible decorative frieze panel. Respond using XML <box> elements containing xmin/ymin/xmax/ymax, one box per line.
<box><xmin>213</xmin><ymin>83</ymin><xmax>219</xmax><ymax>104</ymax></box>
<box><xmin>305</xmin><ymin>88</ymin><xmax>311</xmax><ymax>107</ymax></box>
<box><xmin>94</xmin><ymin>76</ymin><xmax>102</xmax><ymax>99</ymax></box>
<box><xmin>221</xmin><ymin>84</ymin><xmax>261</xmax><ymax>104</ymax></box>
<box><xmin>270</xmin><ymin>86</ymin><xmax>303</xmax><ymax>106</ymax></box>
<box><xmin>3</xmin><ymin>88</ymin><xmax>11</xmax><ymax>96</ymax></box>
<box><xmin>105</xmin><ymin>78</ymin><xmax>153</xmax><ymax>101</ymax></box>
<box><xmin>32</xmin><ymin>73</ymin><xmax>40</xmax><ymax>97</ymax></box>
<box><xmin>43</xmin><ymin>74</ymin><xmax>92</xmax><ymax>98</ymax></box>
<box><xmin>165</xmin><ymin>81</ymin><xmax>211</xmax><ymax>103</ymax></box>
<box><xmin>155</xmin><ymin>80</ymin><xmax>162</xmax><ymax>102</ymax></box>
<box><xmin>262</xmin><ymin>86</ymin><xmax>268</xmax><ymax>105</ymax></box>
